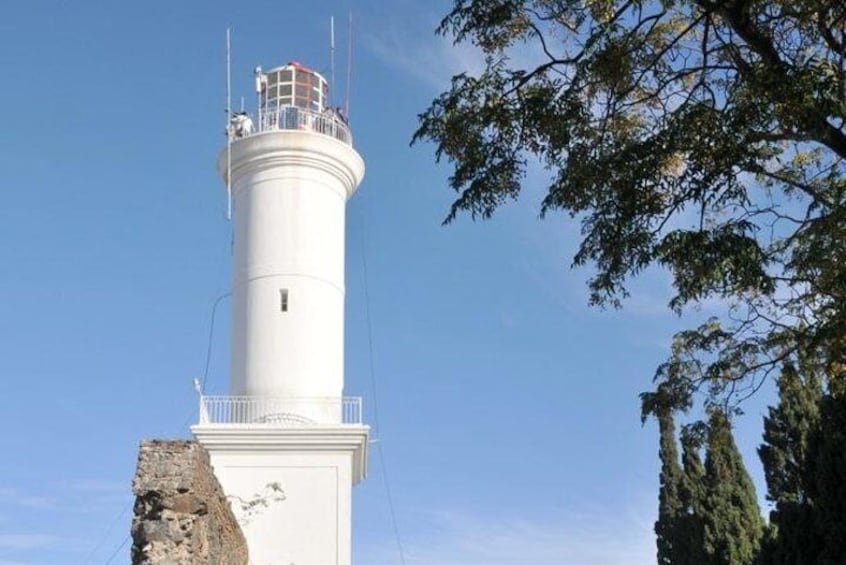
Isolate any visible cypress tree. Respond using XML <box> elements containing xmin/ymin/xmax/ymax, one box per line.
<box><xmin>656</xmin><ymin>407</ymin><xmax>684</xmax><ymax>565</ymax></box>
<box><xmin>813</xmin><ymin>391</ymin><xmax>846</xmax><ymax>565</ymax></box>
<box><xmin>678</xmin><ymin>423</ymin><xmax>707</xmax><ymax>564</ymax></box>
<box><xmin>701</xmin><ymin>409</ymin><xmax>764</xmax><ymax>565</ymax></box>
<box><xmin>758</xmin><ymin>362</ymin><xmax>822</xmax><ymax>564</ymax></box>
<box><xmin>643</xmin><ymin>388</ymin><xmax>685</xmax><ymax>565</ymax></box>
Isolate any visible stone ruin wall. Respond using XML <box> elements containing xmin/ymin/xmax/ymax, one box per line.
<box><xmin>131</xmin><ymin>440</ymin><xmax>248</xmax><ymax>565</ymax></box>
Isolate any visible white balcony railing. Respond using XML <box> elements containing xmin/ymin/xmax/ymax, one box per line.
<box><xmin>230</xmin><ymin>105</ymin><xmax>352</xmax><ymax>145</ymax></box>
<box><xmin>197</xmin><ymin>395</ymin><xmax>362</xmax><ymax>426</ymax></box>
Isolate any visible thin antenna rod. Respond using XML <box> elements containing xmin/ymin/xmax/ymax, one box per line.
<box><xmin>330</xmin><ymin>16</ymin><xmax>336</xmax><ymax>107</ymax></box>
<box><xmin>255</xmin><ymin>67</ymin><xmax>262</xmax><ymax>124</ymax></box>
<box><xmin>345</xmin><ymin>12</ymin><xmax>353</xmax><ymax>117</ymax></box>
<box><xmin>226</xmin><ymin>28</ymin><xmax>232</xmax><ymax>221</ymax></box>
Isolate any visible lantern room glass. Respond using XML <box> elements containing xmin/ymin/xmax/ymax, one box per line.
<box><xmin>261</xmin><ymin>65</ymin><xmax>328</xmax><ymax>114</ymax></box>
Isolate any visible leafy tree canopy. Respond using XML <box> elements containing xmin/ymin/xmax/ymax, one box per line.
<box><xmin>414</xmin><ymin>0</ymin><xmax>846</xmax><ymax>405</ymax></box>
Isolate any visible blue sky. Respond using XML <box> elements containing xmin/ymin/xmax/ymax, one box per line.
<box><xmin>0</xmin><ymin>2</ymin><xmax>776</xmax><ymax>564</ymax></box>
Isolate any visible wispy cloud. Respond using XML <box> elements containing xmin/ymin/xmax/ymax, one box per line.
<box><xmin>62</xmin><ymin>478</ymin><xmax>127</xmax><ymax>496</ymax></box>
<box><xmin>364</xmin><ymin>25</ymin><xmax>487</xmax><ymax>91</ymax></box>
<box><xmin>360</xmin><ymin>503</ymin><xmax>655</xmax><ymax>565</ymax></box>
<box><xmin>0</xmin><ymin>534</ymin><xmax>57</xmax><ymax>551</ymax></box>
<box><xmin>0</xmin><ymin>488</ymin><xmax>55</xmax><ymax>510</ymax></box>
<box><xmin>0</xmin><ymin>478</ymin><xmax>129</xmax><ymax>515</ymax></box>
<box><xmin>363</xmin><ymin>9</ymin><xmax>560</xmax><ymax>94</ymax></box>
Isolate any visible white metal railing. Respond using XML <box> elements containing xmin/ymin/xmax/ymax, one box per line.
<box><xmin>197</xmin><ymin>395</ymin><xmax>362</xmax><ymax>426</ymax></box>
<box><xmin>230</xmin><ymin>105</ymin><xmax>353</xmax><ymax>145</ymax></box>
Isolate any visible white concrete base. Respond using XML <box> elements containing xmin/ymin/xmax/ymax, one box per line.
<box><xmin>191</xmin><ymin>424</ymin><xmax>369</xmax><ymax>565</ymax></box>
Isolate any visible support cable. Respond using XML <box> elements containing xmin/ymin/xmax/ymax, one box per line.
<box><xmin>80</xmin><ymin>498</ymin><xmax>133</xmax><ymax>565</ymax></box>
<box><xmin>359</xmin><ymin>208</ymin><xmax>407</xmax><ymax>565</ymax></box>
<box><xmin>178</xmin><ymin>291</ymin><xmax>231</xmax><ymax>431</ymax></box>
<box><xmin>201</xmin><ymin>291</ymin><xmax>232</xmax><ymax>392</ymax></box>
<box><xmin>103</xmin><ymin>534</ymin><xmax>131</xmax><ymax>564</ymax></box>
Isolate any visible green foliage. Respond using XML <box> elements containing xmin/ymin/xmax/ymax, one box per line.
<box><xmin>813</xmin><ymin>392</ymin><xmax>846</xmax><ymax>564</ymax></box>
<box><xmin>415</xmin><ymin>0</ymin><xmax>846</xmax><ymax>407</ymax></box>
<box><xmin>678</xmin><ymin>422</ymin><xmax>707</xmax><ymax>564</ymax></box>
<box><xmin>643</xmin><ymin>400</ymin><xmax>765</xmax><ymax>564</ymax></box>
<box><xmin>655</xmin><ymin>406</ymin><xmax>684</xmax><ymax>565</ymax></box>
<box><xmin>758</xmin><ymin>361</ymin><xmax>823</xmax><ymax>564</ymax></box>
<box><xmin>760</xmin><ymin>362</ymin><xmax>822</xmax><ymax>505</ymax></box>
<box><xmin>702</xmin><ymin>409</ymin><xmax>764</xmax><ymax>565</ymax></box>
<box><xmin>642</xmin><ymin>383</ymin><xmax>687</xmax><ymax>565</ymax></box>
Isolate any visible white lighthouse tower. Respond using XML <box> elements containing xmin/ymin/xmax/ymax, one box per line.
<box><xmin>192</xmin><ymin>60</ymin><xmax>368</xmax><ymax>565</ymax></box>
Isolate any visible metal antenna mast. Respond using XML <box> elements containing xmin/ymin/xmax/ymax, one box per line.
<box><xmin>330</xmin><ymin>16</ymin><xmax>336</xmax><ymax>106</ymax></box>
<box><xmin>345</xmin><ymin>12</ymin><xmax>353</xmax><ymax>117</ymax></box>
<box><xmin>225</xmin><ymin>27</ymin><xmax>232</xmax><ymax>221</ymax></box>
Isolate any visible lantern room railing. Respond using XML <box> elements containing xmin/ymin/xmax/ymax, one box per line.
<box><xmin>229</xmin><ymin>105</ymin><xmax>352</xmax><ymax>145</ymax></box>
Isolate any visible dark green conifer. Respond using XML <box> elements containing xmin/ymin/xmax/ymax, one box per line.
<box><xmin>758</xmin><ymin>362</ymin><xmax>823</xmax><ymax>564</ymax></box>
<box><xmin>655</xmin><ymin>407</ymin><xmax>684</xmax><ymax>565</ymax></box>
<box><xmin>678</xmin><ymin>423</ymin><xmax>707</xmax><ymax>564</ymax></box>
<box><xmin>642</xmin><ymin>386</ymin><xmax>685</xmax><ymax>565</ymax></box>
<box><xmin>702</xmin><ymin>409</ymin><xmax>764</xmax><ymax>565</ymax></box>
<box><xmin>813</xmin><ymin>391</ymin><xmax>846</xmax><ymax>565</ymax></box>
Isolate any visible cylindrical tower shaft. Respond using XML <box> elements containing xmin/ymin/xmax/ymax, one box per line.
<box><xmin>220</xmin><ymin>130</ymin><xmax>364</xmax><ymax>421</ymax></box>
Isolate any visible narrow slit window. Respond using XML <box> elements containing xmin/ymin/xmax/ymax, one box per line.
<box><xmin>280</xmin><ymin>289</ymin><xmax>289</xmax><ymax>312</ymax></box>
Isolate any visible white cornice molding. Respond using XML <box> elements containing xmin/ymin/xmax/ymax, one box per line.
<box><xmin>192</xmin><ymin>424</ymin><xmax>370</xmax><ymax>484</ymax></box>
<box><xmin>218</xmin><ymin>131</ymin><xmax>365</xmax><ymax>199</ymax></box>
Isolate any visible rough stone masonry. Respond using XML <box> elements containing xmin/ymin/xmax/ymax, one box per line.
<box><xmin>131</xmin><ymin>440</ymin><xmax>248</xmax><ymax>565</ymax></box>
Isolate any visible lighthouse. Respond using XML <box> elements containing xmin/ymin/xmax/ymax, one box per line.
<box><xmin>192</xmin><ymin>61</ymin><xmax>368</xmax><ymax>565</ymax></box>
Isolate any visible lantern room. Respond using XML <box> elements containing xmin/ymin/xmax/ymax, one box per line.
<box><xmin>257</xmin><ymin>62</ymin><xmax>329</xmax><ymax>114</ymax></box>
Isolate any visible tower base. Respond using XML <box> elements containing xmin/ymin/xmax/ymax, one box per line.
<box><xmin>191</xmin><ymin>424</ymin><xmax>369</xmax><ymax>565</ymax></box>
